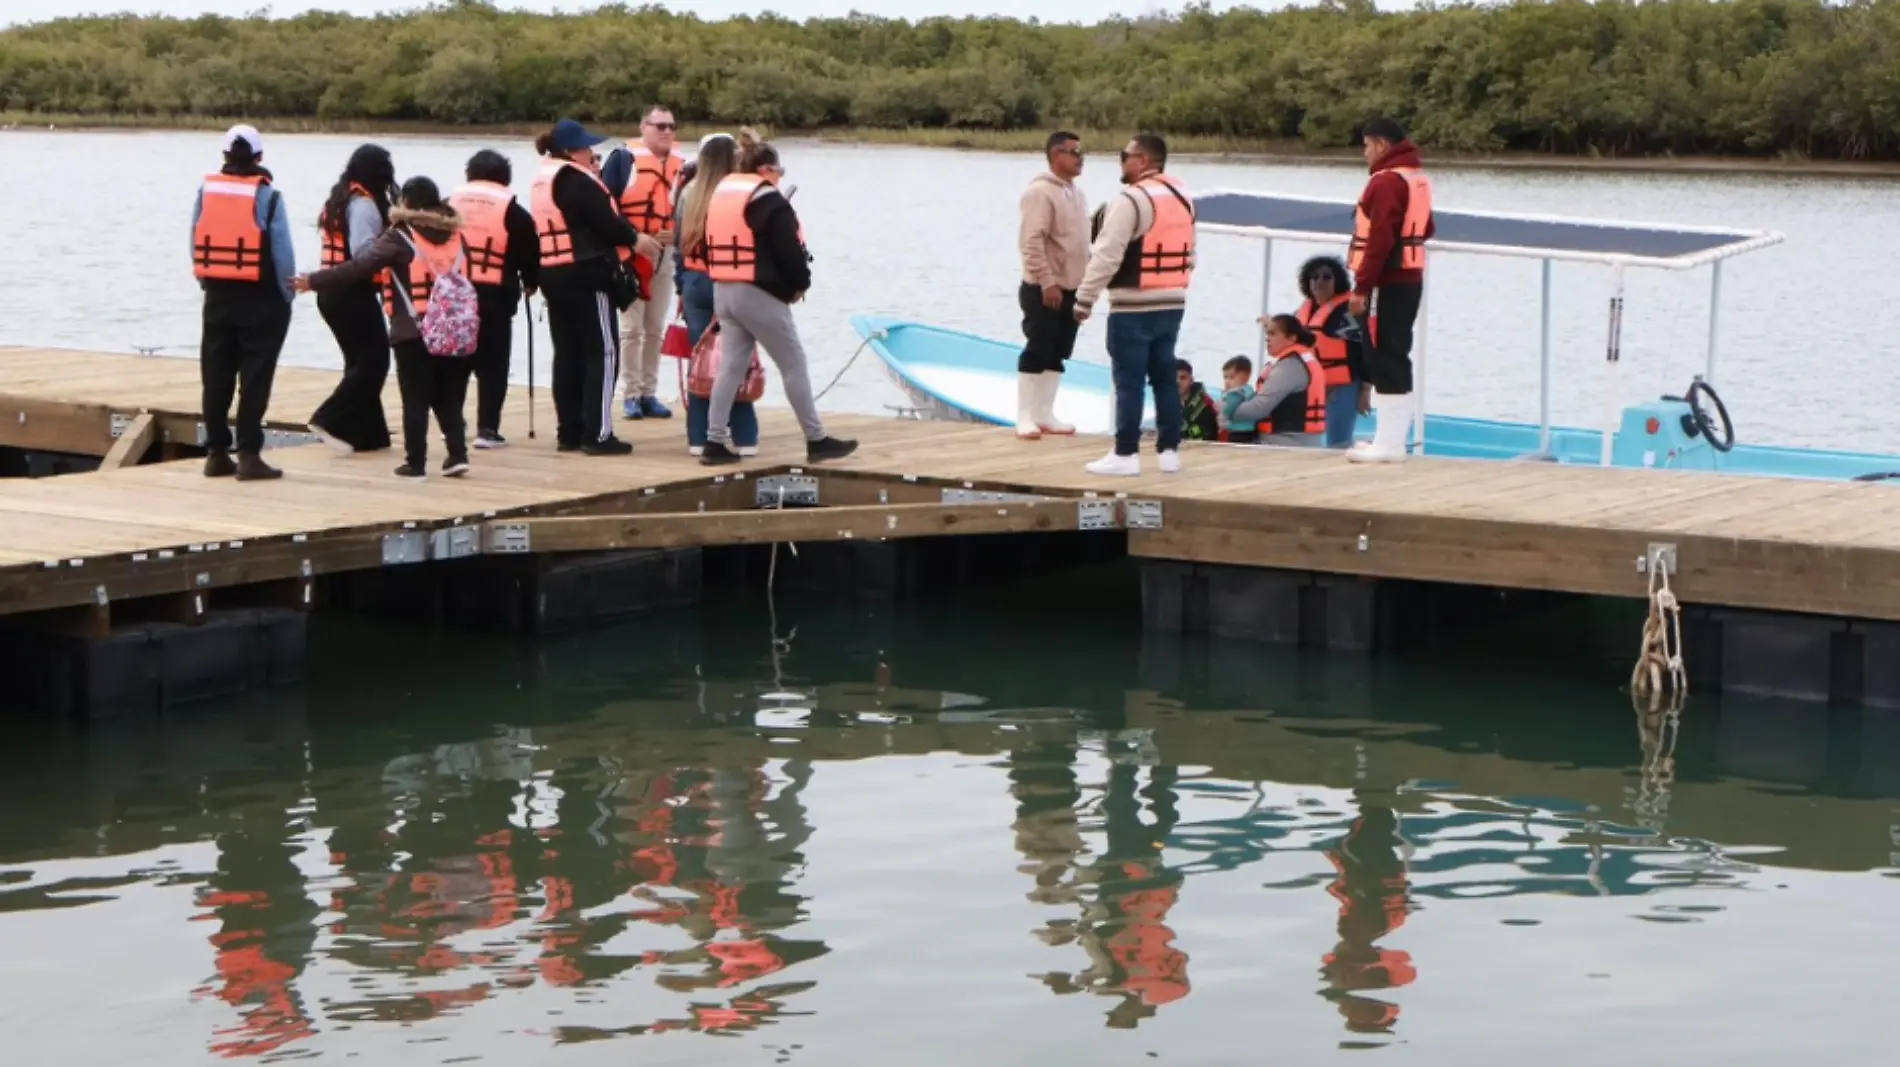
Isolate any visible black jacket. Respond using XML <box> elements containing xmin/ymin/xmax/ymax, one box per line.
<box><xmin>543</xmin><ymin>164</ymin><xmax>643</xmax><ymax>290</ymax></box>
<box><xmin>742</xmin><ymin>186</ymin><xmax>812</xmax><ymax>304</ymax></box>
<box><xmin>478</xmin><ymin>199</ymin><xmax>540</xmax><ymax>316</ymax></box>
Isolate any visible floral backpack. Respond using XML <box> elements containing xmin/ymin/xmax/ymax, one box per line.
<box><xmin>402</xmin><ymin>231</ymin><xmax>480</xmax><ymax>357</ymax></box>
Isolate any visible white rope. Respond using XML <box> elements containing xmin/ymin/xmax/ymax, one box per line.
<box><xmin>1630</xmin><ymin>554</ymin><xmax>1688</xmax><ymax>711</ymax></box>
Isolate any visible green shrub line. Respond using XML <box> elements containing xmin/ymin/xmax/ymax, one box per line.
<box><xmin>7</xmin><ymin>0</ymin><xmax>1900</xmax><ymax>163</ymax></box>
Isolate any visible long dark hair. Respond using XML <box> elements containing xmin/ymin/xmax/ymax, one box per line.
<box><xmin>320</xmin><ymin>143</ymin><xmax>395</xmax><ymax>236</ymax></box>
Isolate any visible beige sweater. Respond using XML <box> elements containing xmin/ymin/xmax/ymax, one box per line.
<box><xmin>1018</xmin><ymin>172</ymin><xmax>1089</xmax><ymax>290</ymax></box>
<box><xmin>1075</xmin><ymin>177</ymin><xmax>1190</xmax><ymax>315</ymax></box>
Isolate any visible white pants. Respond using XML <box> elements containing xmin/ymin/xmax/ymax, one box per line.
<box><xmin>617</xmin><ymin>246</ymin><xmax>676</xmax><ymax>400</ymax></box>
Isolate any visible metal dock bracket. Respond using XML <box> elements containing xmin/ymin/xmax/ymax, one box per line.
<box><xmin>1123</xmin><ymin>500</ymin><xmax>1164</xmax><ymax>530</ymax></box>
<box><xmin>756</xmin><ymin>474</ymin><xmax>819</xmax><ymax>508</ymax></box>
<box><xmin>1078</xmin><ymin>499</ymin><xmax>1119</xmax><ymax>531</ymax></box>
<box><xmin>488</xmin><ymin>523</ymin><xmax>532</xmax><ymax>554</ymax></box>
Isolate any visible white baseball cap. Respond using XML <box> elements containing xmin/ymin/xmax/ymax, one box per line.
<box><xmin>223</xmin><ymin>123</ymin><xmax>263</xmax><ymax>156</ymax></box>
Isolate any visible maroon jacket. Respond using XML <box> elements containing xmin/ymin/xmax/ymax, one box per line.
<box><xmin>1352</xmin><ymin>140</ymin><xmax>1435</xmax><ymax>296</ymax></box>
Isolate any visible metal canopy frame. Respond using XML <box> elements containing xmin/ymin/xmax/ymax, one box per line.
<box><xmin>1196</xmin><ymin>187</ymin><xmax>1785</xmax><ymax>462</ymax></box>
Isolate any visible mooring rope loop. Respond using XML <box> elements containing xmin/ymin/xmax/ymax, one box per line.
<box><xmin>1631</xmin><ymin>554</ymin><xmax>1688</xmax><ymax>712</ymax></box>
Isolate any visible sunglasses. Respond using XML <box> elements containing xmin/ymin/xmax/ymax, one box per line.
<box><xmin>646</xmin><ymin>121</ymin><xmax>677</xmax><ymax>131</ymax></box>
<box><xmin>1054</xmin><ymin>147</ymin><xmax>1082</xmax><ymax>157</ymax></box>
<box><xmin>1120</xmin><ymin>149</ymin><xmax>1146</xmax><ymax>162</ymax></box>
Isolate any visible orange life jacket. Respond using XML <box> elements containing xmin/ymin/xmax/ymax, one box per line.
<box><xmin>318</xmin><ymin>182</ymin><xmax>390</xmax><ymax>289</ymax></box>
<box><xmin>1348</xmin><ymin>167</ymin><xmax>1433</xmax><ymax>276</ymax></box>
<box><xmin>531</xmin><ymin>157</ymin><xmax>611</xmax><ymax>268</ymax></box>
<box><xmin>1105</xmin><ymin>174</ymin><xmax>1196</xmax><ymax>291</ymax></box>
<box><xmin>619</xmin><ymin>147</ymin><xmax>685</xmax><ymax>236</ymax></box>
<box><xmin>384</xmin><ymin>230</ymin><xmax>466</xmax><ymax>320</ymax></box>
<box><xmin>705</xmin><ymin>173</ymin><xmax>767</xmax><ymax>284</ymax></box>
<box><xmin>1298</xmin><ymin>294</ymin><xmax>1354</xmax><ymax>389</ymax></box>
<box><xmin>192</xmin><ymin>172</ymin><xmax>270</xmax><ymax>283</ymax></box>
<box><xmin>449</xmin><ymin>181</ymin><xmax>514</xmax><ymax>287</ymax></box>
<box><xmin>1260</xmin><ymin>344</ymin><xmax>1327</xmax><ymax>435</ymax></box>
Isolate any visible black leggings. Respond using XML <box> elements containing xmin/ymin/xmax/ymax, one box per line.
<box><xmin>393</xmin><ymin>339</ymin><xmax>473</xmax><ymax>467</ymax></box>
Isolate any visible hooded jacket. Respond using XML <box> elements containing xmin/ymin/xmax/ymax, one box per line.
<box><xmin>1019</xmin><ymin>171</ymin><xmax>1089</xmax><ymax>290</ymax></box>
<box><xmin>307</xmin><ymin>204</ymin><xmax>462</xmax><ymax>345</ymax></box>
<box><xmin>1352</xmin><ymin>140</ymin><xmax>1435</xmax><ymax>296</ymax></box>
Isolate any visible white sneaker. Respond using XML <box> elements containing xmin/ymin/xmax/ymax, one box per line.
<box><xmin>1085</xmin><ymin>451</ymin><xmax>1141</xmax><ymax>477</ymax></box>
<box><xmin>738</xmin><ymin>445</ymin><xmax>759</xmax><ymax>457</ymax></box>
<box><xmin>1035</xmin><ymin>372</ymin><xmax>1075</xmax><ymax>435</ymax></box>
<box><xmin>1346</xmin><ymin>391</ymin><xmax>1412</xmax><ymax>464</ymax></box>
<box><xmin>1015</xmin><ymin>372</ymin><xmax>1042</xmax><ymax>440</ymax></box>
<box><xmin>1158</xmin><ymin>449</ymin><xmax>1182</xmax><ymax>474</ymax></box>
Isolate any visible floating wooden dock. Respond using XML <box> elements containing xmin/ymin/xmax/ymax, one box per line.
<box><xmin>2</xmin><ymin>343</ymin><xmax>1899</xmax><ymax>707</ymax></box>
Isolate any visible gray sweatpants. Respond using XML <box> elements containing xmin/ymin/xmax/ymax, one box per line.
<box><xmin>708</xmin><ymin>282</ymin><xmax>826</xmax><ymax>444</ymax></box>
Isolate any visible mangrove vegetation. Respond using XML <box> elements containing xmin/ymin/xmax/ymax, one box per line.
<box><xmin>4</xmin><ymin>0</ymin><xmax>1900</xmax><ymax>160</ymax></box>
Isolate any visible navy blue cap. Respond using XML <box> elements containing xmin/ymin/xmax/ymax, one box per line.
<box><xmin>549</xmin><ymin>118</ymin><xmax>606</xmax><ymax>152</ymax></box>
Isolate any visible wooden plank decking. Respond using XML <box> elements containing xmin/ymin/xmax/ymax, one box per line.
<box><xmin>2</xmin><ymin>345</ymin><xmax>1899</xmax><ymax>622</ymax></box>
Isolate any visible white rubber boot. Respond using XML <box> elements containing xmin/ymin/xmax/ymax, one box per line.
<box><xmin>1015</xmin><ymin>373</ymin><xmax>1042</xmax><ymax>439</ymax></box>
<box><xmin>1347</xmin><ymin>391</ymin><xmax>1412</xmax><ymax>463</ymax></box>
<box><xmin>1035</xmin><ymin>371</ymin><xmax>1075</xmax><ymax>435</ymax></box>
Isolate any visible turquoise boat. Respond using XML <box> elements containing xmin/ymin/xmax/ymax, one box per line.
<box><xmin>854</xmin><ymin>189</ymin><xmax>1900</xmax><ymax>483</ymax></box>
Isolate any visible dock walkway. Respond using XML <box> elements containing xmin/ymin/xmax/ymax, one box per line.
<box><xmin>2</xmin><ymin>345</ymin><xmax>1898</xmax><ymax>623</ymax></box>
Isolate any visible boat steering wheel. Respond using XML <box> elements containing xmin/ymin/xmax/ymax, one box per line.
<box><xmin>1681</xmin><ymin>378</ymin><xmax>1735</xmax><ymax>453</ymax></box>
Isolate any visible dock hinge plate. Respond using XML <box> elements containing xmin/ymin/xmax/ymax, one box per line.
<box><xmin>488</xmin><ymin>523</ymin><xmax>532</xmax><ymax>554</ymax></box>
<box><xmin>756</xmin><ymin>475</ymin><xmax>819</xmax><ymax>508</ymax></box>
<box><xmin>109</xmin><ymin>413</ymin><xmax>134</xmax><ymax>439</ymax></box>
<box><xmin>431</xmin><ymin>526</ymin><xmax>481</xmax><ymax>561</ymax></box>
<box><xmin>942</xmin><ymin>489</ymin><xmax>1051</xmax><ymax>505</ymax></box>
<box><xmin>1123</xmin><ymin>499</ymin><xmax>1164</xmax><ymax>530</ymax></box>
<box><xmin>381</xmin><ymin>531</ymin><xmax>429</xmax><ymax>566</ymax></box>
<box><xmin>1078</xmin><ymin>499</ymin><xmax>1119</xmax><ymax>531</ymax></box>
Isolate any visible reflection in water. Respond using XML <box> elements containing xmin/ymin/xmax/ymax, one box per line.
<box><xmin>2</xmin><ymin>598</ymin><xmax>1899</xmax><ymax>1062</ymax></box>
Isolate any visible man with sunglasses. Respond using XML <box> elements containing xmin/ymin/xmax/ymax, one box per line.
<box><xmin>603</xmin><ymin>105</ymin><xmax>689</xmax><ymax>421</ymax></box>
<box><xmin>1074</xmin><ymin>133</ymin><xmax>1196</xmax><ymax>477</ymax></box>
<box><xmin>1015</xmin><ymin>130</ymin><xmax>1090</xmax><ymax>440</ymax></box>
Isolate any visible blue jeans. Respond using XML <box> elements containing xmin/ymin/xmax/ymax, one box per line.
<box><xmin>680</xmin><ymin>269</ymin><xmax>716</xmax><ymax>346</ymax></box>
<box><xmin>1107</xmin><ymin>310</ymin><xmax>1185</xmax><ymax>456</ymax></box>
<box><xmin>679</xmin><ymin>272</ymin><xmax>756</xmax><ymax>448</ymax></box>
<box><xmin>1325</xmin><ymin>383</ymin><xmax>1361</xmax><ymax>449</ymax></box>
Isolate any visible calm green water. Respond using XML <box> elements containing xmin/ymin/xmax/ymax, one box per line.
<box><xmin>2</xmin><ymin>590</ymin><xmax>1897</xmax><ymax>1065</ymax></box>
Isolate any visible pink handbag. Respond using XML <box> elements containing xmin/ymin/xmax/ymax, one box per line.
<box><xmin>686</xmin><ymin>317</ymin><xmax>766</xmax><ymax>403</ymax></box>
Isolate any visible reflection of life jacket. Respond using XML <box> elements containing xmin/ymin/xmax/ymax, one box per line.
<box><xmin>707</xmin><ymin>938</ymin><xmax>787</xmax><ymax>987</ymax></box>
<box><xmin>1103</xmin><ymin>174</ymin><xmax>1196</xmax><ymax>291</ymax></box>
<box><xmin>202</xmin><ymin>908</ymin><xmax>315</xmax><ymax>1058</ymax></box>
<box><xmin>619</xmin><ymin>147</ymin><xmax>685</xmax><ymax>235</ymax></box>
<box><xmin>1105</xmin><ymin>871</ymin><xmax>1190</xmax><ymax>1007</ymax></box>
<box><xmin>1262</xmin><ymin>345</ymin><xmax>1328</xmax><ymax>435</ymax></box>
<box><xmin>707</xmin><ymin>882</ymin><xmax>747</xmax><ymax>931</ymax></box>
<box><xmin>1298</xmin><ymin>294</ymin><xmax>1353</xmax><ymax>388</ymax></box>
<box><xmin>449</xmin><ymin>180</ymin><xmax>514</xmax><ymax>286</ymax></box>
<box><xmin>192</xmin><ymin>173</ymin><xmax>270</xmax><ymax>283</ymax></box>
<box><xmin>1348</xmin><ymin>167</ymin><xmax>1433</xmax><ymax>276</ymax></box>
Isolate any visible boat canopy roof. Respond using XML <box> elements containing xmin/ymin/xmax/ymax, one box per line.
<box><xmin>1194</xmin><ymin>188</ymin><xmax>1783</xmax><ymax>270</ymax></box>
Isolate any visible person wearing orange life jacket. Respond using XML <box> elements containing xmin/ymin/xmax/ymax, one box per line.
<box><xmin>1225</xmin><ymin>314</ymin><xmax>1326</xmax><ymax>447</ymax></box>
<box><xmin>190</xmin><ymin>124</ymin><xmax>296</xmax><ymax>482</ymax></box>
<box><xmin>299</xmin><ymin>177</ymin><xmax>472</xmax><ymax>482</ymax></box>
<box><xmin>1074</xmin><ymin>132</ymin><xmax>1195</xmax><ymax>478</ymax></box>
<box><xmin>1345</xmin><ymin>117</ymin><xmax>1435</xmax><ymax>464</ymax></box>
<box><xmin>308</xmin><ymin>144</ymin><xmax>397</xmax><ymax>456</ymax></box>
<box><xmin>1293</xmin><ymin>255</ymin><xmax>1371</xmax><ymax>448</ymax></box>
<box><xmin>603</xmin><ymin>105</ymin><xmax>689</xmax><ymax>421</ymax></box>
<box><xmin>530</xmin><ymin>119</ymin><xmax>662</xmax><ymax>456</ymax></box>
<box><xmin>1319</xmin><ymin>796</ymin><xmax>1417</xmax><ymax>1036</ymax></box>
<box><xmin>675</xmin><ymin>132</ymin><xmax>760</xmax><ymax>458</ymax></box>
<box><xmin>697</xmin><ymin>129</ymin><xmax>857</xmax><ymax>466</ymax></box>
<box><xmin>450</xmin><ymin>149</ymin><xmax>540</xmax><ymax>450</ymax></box>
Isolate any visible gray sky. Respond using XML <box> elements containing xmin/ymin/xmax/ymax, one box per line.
<box><xmin>6</xmin><ymin>0</ymin><xmax>1245</xmax><ymax>27</ymax></box>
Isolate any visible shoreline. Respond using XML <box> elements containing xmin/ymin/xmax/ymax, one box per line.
<box><xmin>8</xmin><ymin>112</ymin><xmax>1900</xmax><ymax>180</ymax></box>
